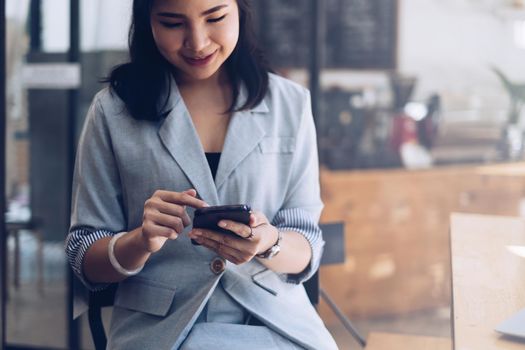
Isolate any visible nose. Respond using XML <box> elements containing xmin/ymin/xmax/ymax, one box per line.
<box><xmin>184</xmin><ymin>25</ymin><xmax>209</xmax><ymax>54</ymax></box>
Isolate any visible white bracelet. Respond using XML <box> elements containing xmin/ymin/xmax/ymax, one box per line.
<box><xmin>108</xmin><ymin>232</ymin><xmax>144</xmax><ymax>276</ymax></box>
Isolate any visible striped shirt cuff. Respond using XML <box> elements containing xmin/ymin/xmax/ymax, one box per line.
<box><xmin>65</xmin><ymin>227</ymin><xmax>114</xmax><ymax>291</ymax></box>
<box><xmin>271</xmin><ymin>208</ymin><xmax>325</xmax><ymax>284</ymax></box>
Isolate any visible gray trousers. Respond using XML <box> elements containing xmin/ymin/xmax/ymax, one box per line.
<box><xmin>179</xmin><ymin>281</ymin><xmax>304</xmax><ymax>350</ymax></box>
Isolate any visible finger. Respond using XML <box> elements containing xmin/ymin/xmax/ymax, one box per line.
<box><xmin>219</xmin><ymin>250</ymin><xmax>243</xmax><ymax>265</ymax></box>
<box><xmin>218</xmin><ymin>220</ymin><xmax>252</xmax><ymax>239</ymax></box>
<box><xmin>147</xmin><ymin>199</ymin><xmax>192</xmax><ymax>227</ymax></box>
<box><xmin>147</xmin><ymin>211</ymin><xmax>184</xmax><ymax>233</ymax></box>
<box><xmin>249</xmin><ymin>211</ymin><xmax>267</xmax><ymax>227</ymax></box>
<box><xmin>179</xmin><ymin>189</ymin><xmax>197</xmax><ymax>225</ymax></box>
<box><xmin>181</xmin><ymin>189</ymin><xmax>208</xmax><ymax>208</ymax></box>
<box><xmin>183</xmin><ymin>189</ymin><xmax>197</xmax><ymax>197</ymax></box>
<box><xmin>190</xmin><ymin>229</ymin><xmax>245</xmax><ymax>253</ymax></box>
<box><xmin>194</xmin><ymin>236</ymin><xmax>243</xmax><ymax>264</ymax></box>
<box><xmin>157</xmin><ymin>190</ymin><xmax>209</xmax><ymax>209</ymax></box>
<box><xmin>144</xmin><ymin>223</ymin><xmax>178</xmax><ymax>240</ymax></box>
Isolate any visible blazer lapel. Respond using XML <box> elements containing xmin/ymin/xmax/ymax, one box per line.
<box><xmin>215</xmin><ymin>93</ymin><xmax>269</xmax><ymax>191</ymax></box>
<box><xmin>157</xmin><ymin>81</ymin><xmax>220</xmax><ymax>205</ymax></box>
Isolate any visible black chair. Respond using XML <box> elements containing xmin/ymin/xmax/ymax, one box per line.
<box><xmin>306</xmin><ymin>223</ymin><xmax>366</xmax><ymax>348</ymax></box>
<box><xmin>88</xmin><ymin>283</ymin><xmax>118</xmax><ymax>350</ymax></box>
<box><xmin>88</xmin><ymin>223</ymin><xmax>366</xmax><ymax>349</ymax></box>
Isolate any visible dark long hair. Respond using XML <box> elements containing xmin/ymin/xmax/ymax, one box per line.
<box><xmin>105</xmin><ymin>0</ymin><xmax>270</xmax><ymax>121</ymax></box>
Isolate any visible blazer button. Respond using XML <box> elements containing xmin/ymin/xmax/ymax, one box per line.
<box><xmin>210</xmin><ymin>257</ymin><xmax>226</xmax><ymax>275</ymax></box>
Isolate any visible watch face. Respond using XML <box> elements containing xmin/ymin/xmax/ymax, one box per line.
<box><xmin>268</xmin><ymin>245</ymin><xmax>281</xmax><ymax>259</ymax></box>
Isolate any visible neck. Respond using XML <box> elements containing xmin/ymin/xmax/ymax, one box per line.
<box><xmin>175</xmin><ymin>68</ymin><xmax>234</xmax><ymax>114</ymax></box>
<box><xmin>175</xmin><ymin>67</ymin><xmax>230</xmax><ymax>91</ymax></box>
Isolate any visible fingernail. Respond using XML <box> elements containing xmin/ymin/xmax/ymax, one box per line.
<box><xmin>218</xmin><ymin>221</ymin><xmax>227</xmax><ymax>228</ymax></box>
<box><xmin>192</xmin><ymin>230</ymin><xmax>201</xmax><ymax>236</ymax></box>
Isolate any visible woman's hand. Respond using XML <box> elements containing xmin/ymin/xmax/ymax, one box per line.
<box><xmin>140</xmin><ymin>189</ymin><xmax>208</xmax><ymax>253</ymax></box>
<box><xmin>188</xmin><ymin>210</ymin><xmax>279</xmax><ymax>264</ymax></box>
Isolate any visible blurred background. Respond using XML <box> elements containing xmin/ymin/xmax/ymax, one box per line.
<box><xmin>2</xmin><ymin>0</ymin><xmax>525</xmax><ymax>349</ymax></box>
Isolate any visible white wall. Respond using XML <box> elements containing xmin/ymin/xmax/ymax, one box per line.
<box><xmin>398</xmin><ymin>0</ymin><xmax>525</xmax><ymax>121</ymax></box>
<box><xmin>80</xmin><ymin>0</ymin><xmax>131</xmax><ymax>51</ymax></box>
<box><xmin>41</xmin><ymin>0</ymin><xmax>131</xmax><ymax>52</ymax></box>
<box><xmin>6</xmin><ymin>0</ymin><xmax>29</xmax><ymax>20</ymax></box>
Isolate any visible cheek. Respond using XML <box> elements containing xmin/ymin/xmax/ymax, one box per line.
<box><xmin>220</xmin><ymin>24</ymin><xmax>239</xmax><ymax>51</ymax></box>
<box><xmin>151</xmin><ymin>27</ymin><xmax>182</xmax><ymax>54</ymax></box>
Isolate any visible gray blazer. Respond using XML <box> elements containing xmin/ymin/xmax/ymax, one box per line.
<box><xmin>68</xmin><ymin>73</ymin><xmax>338</xmax><ymax>350</ymax></box>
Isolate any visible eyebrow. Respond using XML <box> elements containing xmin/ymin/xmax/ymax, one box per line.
<box><xmin>157</xmin><ymin>4</ymin><xmax>228</xmax><ymax>19</ymax></box>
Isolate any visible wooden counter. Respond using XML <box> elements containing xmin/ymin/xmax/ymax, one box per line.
<box><xmin>451</xmin><ymin>213</ymin><xmax>525</xmax><ymax>349</ymax></box>
<box><xmin>366</xmin><ymin>332</ymin><xmax>451</xmax><ymax>350</ymax></box>
<box><xmin>318</xmin><ymin>162</ymin><xmax>525</xmax><ymax>319</ymax></box>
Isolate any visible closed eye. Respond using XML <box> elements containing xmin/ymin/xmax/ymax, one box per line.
<box><xmin>160</xmin><ymin>21</ymin><xmax>184</xmax><ymax>29</ymax></box>
<box><xmin>208</xmin><ymin>14</ymin><xmax>227</xmax><ymax>23</ymax></box>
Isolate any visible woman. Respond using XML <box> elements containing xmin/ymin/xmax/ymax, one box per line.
<box><xmin>65</xmin><ymin>0</ymin><xmax>338</xmax><ymax>349</ymax></box>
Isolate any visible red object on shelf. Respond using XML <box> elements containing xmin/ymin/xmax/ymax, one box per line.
<box><xmin>390</xmin><ymin>113</ymin><xmax>418</xmax><ymax>152</ymax></box>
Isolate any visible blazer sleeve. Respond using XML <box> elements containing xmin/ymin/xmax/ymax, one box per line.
<box><xmin>272</xmin><ymin>90</ymin><xmax>325</xmax><ymax>284</ymax></box>
<box><xmin>64</xmin><ymin>94</ymin><xmax>126</xmax><ymax>290</ymax></box>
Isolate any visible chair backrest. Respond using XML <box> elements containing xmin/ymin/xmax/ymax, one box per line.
<box><xmin>304</xmin><ymin>222</ymin><xmax>345</xmax><ymax>305</ymax></box>
<box><xmin>88</xmin><ymin>284</ymin><xmax>117</xmax><ymax>350</ymax></box>
<box><xmin>88</xmin><ymin>222</ymin><xmax>345</xmax><ymax>350</ymax></box>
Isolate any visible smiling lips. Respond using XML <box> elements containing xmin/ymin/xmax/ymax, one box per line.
<box><xmin>183</xmin><ymin>50</ymin><xmax>217</xmax><ymax>67</ymax></box>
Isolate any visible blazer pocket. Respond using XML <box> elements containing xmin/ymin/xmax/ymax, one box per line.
<box><xmin>114</xmin><ymin>278</ymin><xmax>177</xmax><ymax>317</ymax></box>
<box><xmin>251</xmin><ymin>269</ymin><xmax>282</xmax><ymax>296</ymax></box>
<box><xmin>259</xmin><ymin>137</ymin><xmax>295</xmax><ymax>154</ymax></box>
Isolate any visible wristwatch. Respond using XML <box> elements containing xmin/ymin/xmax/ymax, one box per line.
<box><xmin>256</xmin><ymin>230</ymin><xmax>282</xmax><ymax>259</ymax></box>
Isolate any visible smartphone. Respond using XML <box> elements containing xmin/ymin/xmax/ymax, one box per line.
<box><xmin>191</xmin><ymin>204</ymin><xmax>252</xmax><ymax>245</ymax></box>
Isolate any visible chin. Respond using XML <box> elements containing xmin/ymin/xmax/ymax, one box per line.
<box><xmin>182</xmin><ymin>66</ymin><xmax>221</xmax><ymax>81</ymax></box>
<box><xmin>187</xmin><ymin>71</ymin><xmax>216</xmax><ymax>81</ymax></box>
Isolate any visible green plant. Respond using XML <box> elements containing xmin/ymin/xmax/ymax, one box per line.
<box><xmin>492</xmin><ymin>67</ymin><xmax>525</xmax><ymax>125</ymax></box>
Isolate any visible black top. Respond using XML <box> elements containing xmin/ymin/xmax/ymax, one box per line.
<box><xmin>205</xmin><ymin>152</ymin><xmax>221</xmax><ymax>180</ymax></box>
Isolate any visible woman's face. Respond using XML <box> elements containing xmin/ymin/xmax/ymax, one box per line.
<box><xmin>150</xmin><ymin>0</ymin><xmax>240</xmax><ymax>84</ymax></box>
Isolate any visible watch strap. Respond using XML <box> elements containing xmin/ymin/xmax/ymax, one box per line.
<box><xmin>256</xmin><ymin>230</ymin><xmax>282</xmax><ymax>259</ymax></box>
